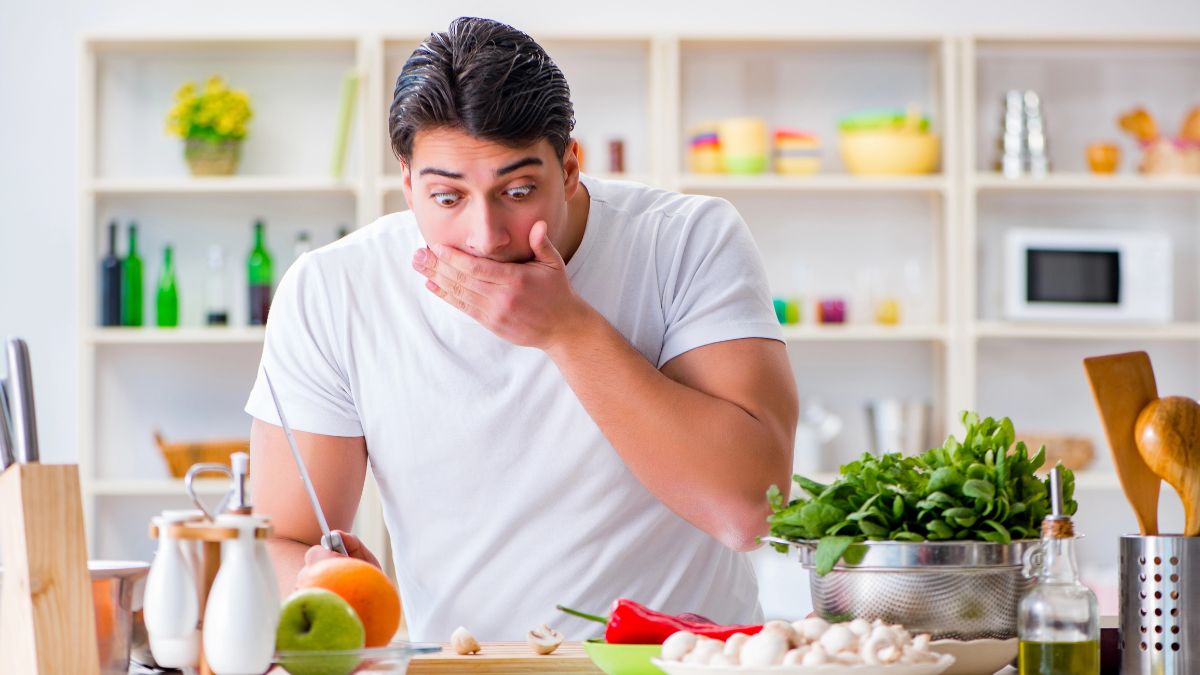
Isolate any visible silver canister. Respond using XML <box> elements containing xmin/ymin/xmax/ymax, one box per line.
<box><xmin>1120</xmin><ymin>535</ymin><xmax>1199</xmax><ymax>675</ymax></box>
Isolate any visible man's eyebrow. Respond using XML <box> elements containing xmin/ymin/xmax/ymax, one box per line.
<box><xmin>496</xmin><ymin>157</ymin><xmax>542</xmax><ymax>176</ymax></box>
<box><xmin>418</xmin><ymin>167</ymin><xmax>464</xmax><ymax>179</ymax></box>
<box><xmin>417</xmin><ymin>157</ymin><xmax>541</xmax><ymax>180</ymax></box>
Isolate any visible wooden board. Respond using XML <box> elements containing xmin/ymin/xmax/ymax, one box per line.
<box><xmin>408</xmin><ymin>641</ymin><xmax>602</xmax><ymax>674</ymax></box>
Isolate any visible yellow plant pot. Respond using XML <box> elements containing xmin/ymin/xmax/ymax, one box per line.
<box><xmin>839</xmin><ymin>131</ymin><xmax>939</xmax><ymax>175</ymax></box>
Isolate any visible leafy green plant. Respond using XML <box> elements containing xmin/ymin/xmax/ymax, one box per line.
<box><xmin>767</xmin><ymin>411</ymin><xmax>1077</xmax><ymax>575</ymax></box>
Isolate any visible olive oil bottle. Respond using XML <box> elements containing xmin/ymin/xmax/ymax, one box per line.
<box><xmin>1018</xmin><ymin>466</ymin><xmax>1099</xmax><ymax>675</ymax></box>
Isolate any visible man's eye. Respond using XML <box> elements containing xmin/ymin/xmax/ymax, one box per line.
<box><xmin>505</xmin><ymin>184</ymin><xmax>535</xmax><ymax>200</ymax></box>
<box><xmin>431</xmin><ymin>192</ymin><xmax>460</xmax><ymax>207</ymax></box>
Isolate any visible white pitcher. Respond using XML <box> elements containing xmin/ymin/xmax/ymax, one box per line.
<box><xmin>203</xmin><ymin>513</ymin><xmax>277</xmax><ymax>674</ymax></box>
<box><xmin>143</xmin><ymin>510</ymin><xmax>201</xmax><ymax>669</ymax></box>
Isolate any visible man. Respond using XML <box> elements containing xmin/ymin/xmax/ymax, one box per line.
<box><xmin>246</xmin><ymin>16</ymin><xmax>797</xmax><ymax>642</ymax></box>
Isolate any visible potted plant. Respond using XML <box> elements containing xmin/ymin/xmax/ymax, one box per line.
<box><xmin>165</xmin><ymin>75</ymin><xmax>252</xmax><ymax>176</ymax></box>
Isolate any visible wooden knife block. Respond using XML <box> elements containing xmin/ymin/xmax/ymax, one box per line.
<box><xmin>0</xmin><ymin>463</ymin><xmax>101</xmax><ymax>674</ymax></box>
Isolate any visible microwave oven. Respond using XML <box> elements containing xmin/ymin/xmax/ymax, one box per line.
<box><xmin>1003</xmin><ymin>228</ymin><xmax>1172</xmax><ymax>322</ymax></box>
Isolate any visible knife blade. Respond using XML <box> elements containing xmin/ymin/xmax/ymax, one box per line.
<box><xmin>0</xmin><ymin>378</ymin><xmax>15</xmax><ymax>470</ymax></box>
<box><xmin>262</xmin><ymin>367</ymin><xmax>347</xmax><ymax>556</ymax></box>
<box><xmin>5</xmin><ymin>338</ymin><xmax>39</xmax><ymax>463</ymax></box>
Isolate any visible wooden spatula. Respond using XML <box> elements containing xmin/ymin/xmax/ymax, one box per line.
<box><xmin>1135</xmin><ymin>396</ymin><xmax>1200</xmax><ymax>536</ymax></box>
<box><xmin>1083</xmin><ymin>351</ymin><xmax>1161</xmax><ymax>535</ymax></box>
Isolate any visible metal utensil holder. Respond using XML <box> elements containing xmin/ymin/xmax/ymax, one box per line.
<box><xmin>1120</xmin><ymin>535</ymin><xmax>1199</xmax><ymax>674</ymax></box>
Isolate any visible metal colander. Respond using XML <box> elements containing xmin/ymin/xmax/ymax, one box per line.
<box><xmin>763</xmin><ymin>537</ymin><xmax>1040</xmax><ymax>641</ymax></box>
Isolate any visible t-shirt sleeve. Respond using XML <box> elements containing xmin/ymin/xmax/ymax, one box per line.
<box><xmin>657</xmin><ymin>197</ymin><xmax>784</xmax><ymax>368</ymax></box>
<box><xmin>244</xmin><ymin>253</ymin><xmax>364</xmax><ymax>437</ymax></box>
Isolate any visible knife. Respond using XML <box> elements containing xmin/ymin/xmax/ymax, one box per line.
<box><xmin>262</xmin><ymin>367</ymin><xmax>348</xmax><ymax>556</ymax></box>
<box><xmin>6</xmin><ymin>338</ymin><xmax>39</xmax><ymax>463</ymax></box>
<box><xmin>0</xmin><ymin>378</ymin><xmax>15</xmax><ymax>470</ymax></box>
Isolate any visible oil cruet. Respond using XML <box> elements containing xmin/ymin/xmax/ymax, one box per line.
<box><xmin>1018</xmin><ymin>466</ymin><xmax>1100</xmax><ymax>674</ymax></box>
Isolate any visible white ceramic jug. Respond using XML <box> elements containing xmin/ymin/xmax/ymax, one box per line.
<box><xmin>203</xmin><ymin>513</ymin><xmax>277</xmax><ymax>674</ymax></box>
<box><xmin>143</xmin><ymin>510</ymin><xmax>201</xmax><ymax>669</ymax></box>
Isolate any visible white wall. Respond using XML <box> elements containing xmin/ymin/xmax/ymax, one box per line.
<box><xmin>0</xmin><ymin>0</ymin><xmax>1198</xmax><ymax>462</ymax></box>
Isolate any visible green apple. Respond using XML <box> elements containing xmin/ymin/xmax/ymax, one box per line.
<box><xmin>276</xmin><ymin>588</ymin><xmax>366</xmax><ymax>675</ymax></box>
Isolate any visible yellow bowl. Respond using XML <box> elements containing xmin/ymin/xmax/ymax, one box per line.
<box><xmin>583</xmin><ymin>639</ymin><xmax>664</xmax><ymax>675</ymax></box>
<box><xmin>838</xmin><ymin>130</ymin><xmax>940</xmax><ymax>175</ymax></box>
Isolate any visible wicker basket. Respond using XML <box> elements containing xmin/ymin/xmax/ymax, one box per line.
<box><xmin>184</xmin><ymin>137</ymin><xmax>241</xmax><ymax>176</ymax></box>
<box><xmin>154</xmin><ymin>431</ymin><xmax>249</xmax><ymax>478</ymax></box>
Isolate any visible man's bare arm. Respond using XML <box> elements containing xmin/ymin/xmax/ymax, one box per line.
<box><xmin>249</xmin><ymin>419</ymin><xmax>371</xmax><ymax>597</ymax></box>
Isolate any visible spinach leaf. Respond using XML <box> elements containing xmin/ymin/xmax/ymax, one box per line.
<box><xmin>766</xmin><ymin>412</ymin><xmax>1077</xmax><ymax>574</ymax></box>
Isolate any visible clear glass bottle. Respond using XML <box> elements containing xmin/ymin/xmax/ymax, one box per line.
<box><xmin>1018</xmin><ymin>467</ymin><xmax>1100</xmax><ymax>675</ymax></box>
<box><xmin>204</xmin><ymin>245</ymin><xmax>229</xmax><ymax>326</ymax></box>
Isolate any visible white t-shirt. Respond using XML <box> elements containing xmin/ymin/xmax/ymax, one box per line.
<box><xmin>245</xmin><ymin>174</ymin><xmax>783</xmax><ymax>641</ymax></box>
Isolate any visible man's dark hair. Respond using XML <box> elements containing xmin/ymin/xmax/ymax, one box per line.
<box><xmin>389</xmin><ymin>17</ymin><xmax>576</xmax><ymax>166</ymax></box>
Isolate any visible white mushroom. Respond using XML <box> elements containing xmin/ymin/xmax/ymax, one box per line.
<box><xmin>860</xmin><ymin>628</ymin><xmax>900</xmax><ymax>665</ymax></box>
<box><xmin>739</xmin><ymin>630</ymin><xmax>789</xmax><ymax>667</ymax></box>
<box><xmin>450</xmin><ymin>626</ymin><xmax>481</xmax><ymax>655</ymax></box>
<box><xmin>819</xmin><ymin>623</ymin><xmax>857</xmax><ymax>654</ymax></box>
<box><xmin>835</xmin><ymin>650</ymin><xmax>865</xmax><ymax>665</ymax></box>
<box><xmin>794</xmin><ymin>617</ymin><xmax>830</xmax><ymax>643</ymax></box>
<box><xmin>801</xmin><ymin>644</ymin><xmax>829</xmax><ymax>666</ymax></box>
<box><xmin>848</xmin><ymin>618</ymin><xmax>872</xmax><ymax>638</ymax></box>
<box><xmin>722</xmin><ymin>632</ymin><xmax>750</xmax><ymax>660</ymax></box>
<box><xmin>782</xmin><ymin>647</ymin><xmax>810</xmax><ymax>665</ymax></box>
<box><xmin>911</xmin><ymin>633</ymin><xmax>931</xmax><ymax>653</ymax></box>
<box><xmin>707</xmin><ymin>653</ymin><xmax>739</xmax><ymax>666</ymax></box>
<box><xmin>878</xmin><ymin>644</ymin><xmax>903</xmax><ymax>664</ymax></box>
<box><xmin>682</xmin><ymin>637</ymin><xmax>723</xmax><ymax>664</ymax></box>
<box><xmin>526</xmin><ymin>624</ymin><xmax>563</xmax><ymax>655</ymax></box>
<box><xmin>661</xmin><ymin>631</ymin><xmax>698</xmax><ymax>662</ymax></box>
<box><xmin>762</xmin><ymin>619</ymin><xmax>796</xmax><ymax>643</ymax></box>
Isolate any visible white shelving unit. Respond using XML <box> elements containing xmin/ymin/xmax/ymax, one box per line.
<box><xmin>79</xmin><ymin>31</ymin><xmax>1200</xmax><ymax>571</ymax></box>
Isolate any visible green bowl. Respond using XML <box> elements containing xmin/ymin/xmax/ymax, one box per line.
<box><xmin>583</xmin><ymin>639</ymin><xmax>664</xmax><ymax>675</ymax></box>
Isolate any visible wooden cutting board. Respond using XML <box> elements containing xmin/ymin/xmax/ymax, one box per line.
<box><xmin>408</xmin><ymin>641</ymin><xmax>602</xmax><ymax>673</ymax></box>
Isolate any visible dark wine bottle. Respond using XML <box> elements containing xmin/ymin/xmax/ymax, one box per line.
<box><xmin>99</xmin><ymin>220</ymin><xmax>122</xmax><ymax>326</ymax></box>
<box><xmin>248</xmin><ymin>219</ymin><xmax>273</xmax><ymax>325</ymax></box>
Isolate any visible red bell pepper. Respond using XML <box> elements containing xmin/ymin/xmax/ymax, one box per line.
<box><xmin>558</xmin><ymin>598</ymin><xmax>763</xmax><ymax>644</ymax></box>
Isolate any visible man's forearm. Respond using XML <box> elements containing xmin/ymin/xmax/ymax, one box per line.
<box><xmin>546</xmin><ymin>307</ymin><xmax>793</xmax><ymax>551</ymax></box>
<box><xmin>265</xmin><ymin>537</ymin><xmax>311</xmax><ymax>598</ymax></box>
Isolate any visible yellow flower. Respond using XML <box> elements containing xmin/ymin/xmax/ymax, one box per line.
<box><xmin>165</xmin><ymin>75</ymin><xmax>252</xmax><ymax>140</ymax></box>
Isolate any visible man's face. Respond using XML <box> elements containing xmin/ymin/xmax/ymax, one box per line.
<box><xmin>400</xmin><ymin>128</ymin><xmax>579</xmax><ymax>263</ymax></box>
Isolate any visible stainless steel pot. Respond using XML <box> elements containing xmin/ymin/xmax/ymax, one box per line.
<box><xmin>763</xmin><ymin>537</ymin><xmax>1040</xmax><ymax>640</ymax></box>
<box><xmin>1</xmin><ymin>560</ymin><xmax>150</xmax><ymax>675</ymax></box>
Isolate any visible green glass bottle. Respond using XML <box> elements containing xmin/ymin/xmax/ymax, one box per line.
<box><xmin>121</xmin><ymin>221</ymin><xmax>143</xmax><ymax>327</ymax></box>
<box><xmin>248</xmin><ymin>219</ymin><xmax>273</xmax><ymax>325</ymax></box>
<box><xmin>156</xmin><ymin>244</ymin><xmax>179</xmax><ymax>328</ymax></box>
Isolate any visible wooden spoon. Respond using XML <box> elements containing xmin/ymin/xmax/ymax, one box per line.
<box><xmin>1083</xmin><ymin>352</ymin><xmax>1160</xmax><ymax>535</ymax></box>
<box><xmin>1135</xmin><ymin>396</ymin><xmax>1200</xmax><ymax>536</ymax></box>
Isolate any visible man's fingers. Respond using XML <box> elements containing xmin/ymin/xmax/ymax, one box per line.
<box><xmin>430</xmin><ymin>243</ymin><xmax>510</xmax><ymax>282</ymax></box>
<box><xmin>304</xmin><ymin>543</ymin><xmax>340</xmax><ymax>566</ymax></box>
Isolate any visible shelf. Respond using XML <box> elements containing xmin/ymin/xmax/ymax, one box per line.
<box><xmin>89</xmin><ymin>176</ymin><xmax>359</xmax><ymax>196</ymax></box>
<box><xmin>91</xmin><ymin>478</ymin><xmax>231</xmax><ymax>497</ymax></box>
<box><xmin>973</xmin><ymin>322</ymin><xmax>1200</xmax><ymax>341</ymax></box>
<box><xmin>680</xmin><ymin>174</ymin><xmax>948</xmax><ymax>194</ymax></box>
<box><xmin>973</xmin><ymin>173</ymin><xmax>1200</xmax><ymax>194</ymax></box>
<box><xmin>781</xmin><ymin>324</ymin><xmax>949</xmax><ymax>342</ymax></box>
<box><xmin>88</xmin><ymin>327</ymin><xmax>266</xmax><ymax>345</ymax></box>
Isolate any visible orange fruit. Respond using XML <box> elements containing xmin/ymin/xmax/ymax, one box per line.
<box><xmin>296</xmin><ymin>558</ymin><xmax>402</xmax><ymax>647</ymax></box>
